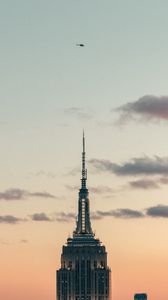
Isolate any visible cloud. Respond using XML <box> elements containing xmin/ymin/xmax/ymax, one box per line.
<box><xmin>30</xmin><ymin>212</ymin><xmax>76</xmax><ymax>222</ymax></box>
<box><xmin>30</xmin><ymin>212</ymin><xmax>76</xmax><ymax>223</ymax></box>
<box><xmin>64</xmin><ymin>107</ymin><xmax>92</xmax><ymax>120</ymax></box>
<box><xmin>0</xmin><ymin>215</ymin><xmax>23</xmax><ymax>224</ymax></box>
<box><xmin>159</xmin><ymin>177</ymin><xmax>168</xmax><ymax>184</ymax></box>
<box><xmin>89</xmin><ymin>186</ymin><xmax>114</xmax><ymax>194</ymax></box>
<box><xmin>129</xmin><ymin>179</ymin><xmax>159</xmax><ymax>189</ymax></box>
<box><xmin>29</xmin><ymin>191</ymin><xmax>55</xmax><ymax>199</ymax></box>
<box><xmin>89</xmin><ymin>159</ymin><xmax>115</xmax><ymax>173</ymax></box>
<box><xmin>0</xmin><ymin>189</ymin><xmax>26</xmax><ymax>200</ymax></box>
<box><xmin>55</xmin><ymin>212</ymin><xmax>75</xmax><ymax>222</ymax></box>
<box><xmin>54</xmin><ymin>209</ymin><xmax>144</xmax><ymax>222</ymax></box>
<box><xmin>116</xmin><ymin>95</ymin><xmax>168</xmax><ymax>123</ymax></box>
<box><xmin>0</xmin><ymin>188</ymin><xmax>56</xmax><ymax>200</ymax></box>
<box><xmin>3</xmin><ymin>205</ymin><xmax>168</xmax><ymax>225</ymax></box>
<box><xmin>129</xmin><ymin>177</ymin><xmax>168</xmax><ymax>189</ymax></box>
<box><xmin>146</xmin><ymin>205</ymin><xmax>168</xmax><ymax>218</ymax></box>
<box><xmin>31</xmin><ymin>213</ymin><xmax>52</xmax><ymax>221</ymax></box>
<box><xmin>89</xmin><ymin>156</ymin><xmax>168</xmax><ymax>176</ymax></box>
<box><xmin>94</xmin><ymin>209</ymin><xmax>144</xmax><ymax>219</ymax></box>
<box><xmin>55</xmin><ymin>207</ymin><xmax>168</xmax><ymax>220</ymax></box>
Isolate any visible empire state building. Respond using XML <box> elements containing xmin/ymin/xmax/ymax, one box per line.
<box><xmin>56</xmin><ymin>134</ymin><xmax>111</xmax><ymax>300</ymax></box>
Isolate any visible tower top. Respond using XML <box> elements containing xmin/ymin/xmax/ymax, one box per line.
<box><xmin>81</xmin><ymin>130</ymin><xmax>87</xmax><ymax>189</ymax></box>
<box><xmin>72</xmin><ymin>132</ymin><xmax>94</xmax><ymax>238</ymax></box>
<box><xmin>66</xmin><ymin>133</ymin><xmax>101</xmax><ymax>245</ymax></box>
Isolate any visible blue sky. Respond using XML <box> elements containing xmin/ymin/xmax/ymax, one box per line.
<box><xmin>1</xmin><ymin>0</ymin><xmax>168</xmax><ymax>203</ymax></box>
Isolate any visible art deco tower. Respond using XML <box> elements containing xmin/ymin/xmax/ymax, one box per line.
<box><xmin>57</xmin><ymin>134</ymin><xmax>111</xmax><ymax>300</ymax></box>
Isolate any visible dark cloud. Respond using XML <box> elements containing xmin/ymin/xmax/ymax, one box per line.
<box><xmin>0</xmin><ymin>189</ymin><xmax>25</xmax><ymax>200</ymax></box>
<box><xmin>0</xmin><ymin>188</ymin><xmax>56</xmax><ymax>200</ymax></box>
<box><xmin>129</xmin><ymin>179</ymin><xmax>159</xmax><ymax>189</ymax></box>
<box><xmin>146</xmin><ymin>205</ymin><xmax>168</xmax><ymax>218</ymax></box>
<box><xmin>94</xmin><ymin>209</ymin><xmax>144</xmax><ymax>219</ymax></box>
<box><xmin>64</xmin><ymin>107</ymin><xmax>92</xmax><ymax>120</ymax></box>
<box><xmin>0</xmin><ymin>215</ymin><xmax>23</xmax><ymax>224</ymax></box>
<box><xmin>116</xmin><ymin>95</ymin><xmax>168</xmax><ymax>123</ymax></box>
<box><xmin>31</xmin><ymin>213</ymin><xmax>52</xmax><ymax>221</ymax></box>
<box><xmin>89</xmin><ymin>156</ymin><xmax>168</xmax><ymax>176</ymax></box>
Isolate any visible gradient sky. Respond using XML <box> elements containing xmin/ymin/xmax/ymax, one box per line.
<box><xmin>1</xmin><ymin>1</ymin><xmax>168</xmax><ymax>300</ymax></box>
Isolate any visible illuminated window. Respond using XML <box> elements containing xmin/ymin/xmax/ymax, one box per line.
<box><xmin>81</xmin><ymin>199</ymin><xmax>85</xmax><ymax>232</ymax></box>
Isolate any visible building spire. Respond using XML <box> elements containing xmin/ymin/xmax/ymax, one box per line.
<box><xmin>81</xmin><ymin>130</ymin><xmax>87</xmax><ymax>189</ymax></box>
<box><xmin>74</xmin><ymin>132</ymin><xmax>93</xmax><ymax>236</ymax></box>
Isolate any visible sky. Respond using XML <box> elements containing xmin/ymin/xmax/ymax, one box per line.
<box><xmin>1</xmin><ymin>1</ymin><xmax>168</xmax><ymax>300</ymax></box>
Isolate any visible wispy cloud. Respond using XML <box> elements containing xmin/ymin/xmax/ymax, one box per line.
<box><xmin>89</xmin><ymin>186</ymin><xmax>114</xmax><ymax>194</ymax></box>
<box><xmin>30</xmin><ymin>213</ymin><xmax>52</xmax><ymax>221</ymax></box>
<box><xmin>89</xmin><ymin>159</ymin><xmax>115</xmax><ymax>173</ymax></box>
<box><xmin>64</xmin><ymin>107</ymin><xmax>93</xmax><ymax>120</ymax></box>
<box><xmin>31</xmin><ymin>212</ymin><xmax>76</xmax><ymax>223</ymax></box>
<box><xmin>0</xmin><ymin>215</ymin><xmax>23</xmax><ymax>224</ymax></box>
<box><xmin>129</xmin><ymin>179</ymin><xmax>159</xmax><ymax>189</ymax></box>
<box><xmin>93</xmin><ymin>209</ymin><xmax>144</xmax><ymax>219</ymax></box>
<box><xmin>115</xmin><ymin>95</ymin><xmax>168</xmax><ymax>123</ymax></box>
<box><xmin>20</xmin><ymin>239</ymin><xmax>28</xmax><ymax>243</ymax></box>
<box><xmin>159</xmin><ymin>177</ymin><xmax>168</xmax><ymax>184</ymax></box>
<box><xmin>129</xmin><ymin>177</ymin><xmax>168</xmax><ymax>190</ymax></box>
<box><xmin>0</xmin><ymin>188</ymin><xmax>56</xmax><ymax>201</ymax></box>
<box><xmin>29</xmin><ymin>192</ymin><xmax>55</xmax><ymax>199</ymax></box>
<box><xmin>65</xmin><ymin>167</ymin><xmax>80</xmax><ymax>177</ymax></box>
<box><xmin>55</xmin><ymin>212</ymin><xmax>75</xmax><ymax>222</ymax></box>
<box><xmin>89</xmin><ymin>156</ymin><xmax>168</xmax><ymax>176</ymax></box>
<box><xmin>53</xmin><ymin>210</ymin><xmax>144</xmax><ymax>222</ymax></box>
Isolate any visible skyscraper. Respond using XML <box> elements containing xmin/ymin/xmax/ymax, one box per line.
<box><xmin>56</xmin><ymin>133</ymin><xmax>111</xmax><ymax>300</ymax></box>
<box><xmin>134</xmin><ymin>294</ymin><xmax>147</xmax><ymax>300</ymax></box>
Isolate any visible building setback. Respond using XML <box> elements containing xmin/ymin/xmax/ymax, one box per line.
<box><xmin>56</xmin><ymin>134</ymin><xmax>111</xmax><ymax>300</ymax></box>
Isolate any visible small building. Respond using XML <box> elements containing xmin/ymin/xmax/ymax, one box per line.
<box><xmin>134</xmin><ymin>293</ymin><xmax>147</xmax><ymax>300</ymax></box>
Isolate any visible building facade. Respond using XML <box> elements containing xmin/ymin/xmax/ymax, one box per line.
<box><xmin>134</xmin><ymin>294</ymin><xmax>147</xmax><ymax>300</ymax></box>
<box><xmin>56</xmin><ymin>134</ymin><xmax>111</xmax><ymax>300</ymax></box>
